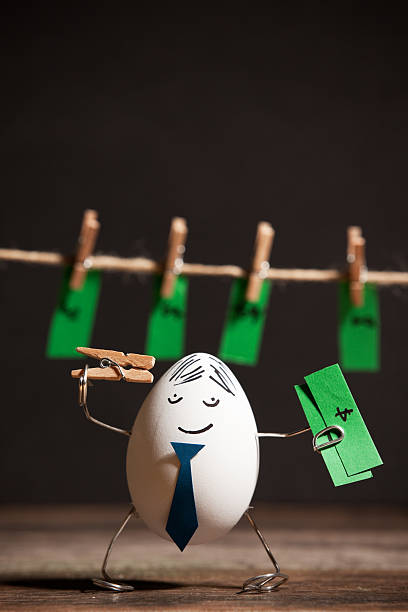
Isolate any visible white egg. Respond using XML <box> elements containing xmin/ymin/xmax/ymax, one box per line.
<box><xmin>126</xmin><ymin>353</ymin><xmax>259</xmax><ymax>548</ymax></box>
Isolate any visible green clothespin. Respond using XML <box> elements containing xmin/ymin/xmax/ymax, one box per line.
<box><xmin>295</xmin><ymin>364</ymin><xmax>383</xmax><ymax>486</ymax></box>
<box><xmin>339</xmin><ymin>227</ymin><xmax>380</xmax><ymax>371</ymax></box>
<box><xmin>219</xmin><ymin>222</ymin><xmax>274</xmax><ymax>366</ymax></box>
<box><xmin>145</xmin><ymin>217</ymin><xmax>189</xmax><ymax>360</ymax></box>
<box><xmin>46</xmin><ymin>210</ymin><xmax>102</xmax><ymax>359</ymax></box>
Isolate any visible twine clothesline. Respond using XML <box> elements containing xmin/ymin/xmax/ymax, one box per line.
<box><xmin>0</xmin><ymin>248</ymin><xmax>408</xmax><ymax>285</ymax></box>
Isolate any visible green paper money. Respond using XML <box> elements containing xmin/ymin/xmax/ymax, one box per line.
<box><xmin>46</xmin><ymin>267</ymin><xmax>101</xmax><ymax>359</ymax></box>
<box><xmin>295</xmin><ymin>383</ymin><xmax>372</xmax><ymax>487</ymax></box>
<box><xmin>218</xmin><ymin>278</ymin><xmax>272</xmax><ymax>366</ymax></box>
<box><xmin>145</xmin><ymin>274</ymin><xmax>188</xmax><ymax>360</ymax></box>
<box><xmin>304</xmin><ymin>364</ymin><xmax>383</xmax><ymax>476</ymax></box>
<box><xmin>338</xmin><ymin>281</ymin><xmax>380</xmax><ymax>372</ymax></box>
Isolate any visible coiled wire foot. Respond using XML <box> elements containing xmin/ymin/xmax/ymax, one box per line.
<box><xmin>92</xmin><ymin>578</ymin><xmax>134</xmax><ymax>592</ymax></box>
<box><xmin>92</xmin><ymin>505</ymin><xmax>136</xmax><ymax>592</ymax></box>
<box><xmin>239</xmin><ymin>509</ymin><xmax>288</xmax><ymax>594</ymax></box>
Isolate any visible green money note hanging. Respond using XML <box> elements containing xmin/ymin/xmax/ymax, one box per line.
<box><xmin>218</xmin><ymin>277</ymin><xmax>272</xmax><ymax>366</ymax></box>
<box><xmin>338</xmin><ymin>281</ymin><xmax>380</xmax><ymax>372</ymax></box>
<box><xmin>46</xmin><ymin>266</ymin><xmax>102</xmax><ymax>359</ymax></box>
<box><xmin>145</xmin><ymin>274</ymin><xmax>188</xmax><ymax>360</ymax></box>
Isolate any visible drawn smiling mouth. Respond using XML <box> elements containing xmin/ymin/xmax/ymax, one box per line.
<box><xmin>178</xmin><ymin>423</ymin><xmax>214</xmax><ymax>434</ymax></box>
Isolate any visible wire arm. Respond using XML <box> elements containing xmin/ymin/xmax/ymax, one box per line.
<box><xmin>257</xmin><ymin>427</ymin><xmax>311</xmax><ymax>438</ymax></box>
<box><xmin>79</xmin><ymin>364</ymin><xmax>131</xmax><ymax>437</ymax></box>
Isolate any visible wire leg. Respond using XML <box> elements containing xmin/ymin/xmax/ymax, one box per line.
<box><xmin>93</xmin><ymin>505</ymin><xmax>137</xmax><ymax>592</ymax></box>
<box><xmin>239</xmin><ymin>509</ymin><xmax>288</xmax><ymax>594</ymax></box>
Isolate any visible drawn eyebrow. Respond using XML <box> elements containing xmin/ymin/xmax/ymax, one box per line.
<box><xmin>175</xmin><ymin>374</ymin><xmax>204</xmax><ymax>386</ymax></box>
<box><xmin>169</xmin><ymin>356</ymin><xmax>199</xmax><ymax>381</ymax></box>
<box><xmin>209</xmin><ymin>364</ymin><xmax>235</xmax><ymax>396</ymax></box>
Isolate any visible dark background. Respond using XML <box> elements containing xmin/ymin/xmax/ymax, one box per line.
<box><xmin>1</xmin><ymin>3</ymin><xmax>407</xmax><ymax>504</ymax></box>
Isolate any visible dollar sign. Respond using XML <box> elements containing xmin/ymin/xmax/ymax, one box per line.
<box><xmin>335</xmin><ymin>406</ymin><xmax>353</xmax><ymax>423</ymax></box>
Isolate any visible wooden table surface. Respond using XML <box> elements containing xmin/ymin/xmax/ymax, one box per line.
<box><xmin>0</xmin><ymin>503</ymin><xmax>407</xmax><ymax>611</ymax></box>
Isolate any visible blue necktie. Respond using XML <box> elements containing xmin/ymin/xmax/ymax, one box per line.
<box><xmin>166</xmin><ymin>442</ymin><xmax>204</xmax><ymax>551</ymax></box>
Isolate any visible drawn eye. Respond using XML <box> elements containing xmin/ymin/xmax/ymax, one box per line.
<box><xmin>168</xmin><ymin>394</ymin><xmax>183</xmax><ymax>404</ymax></box>
<box><xmin>202</xmin><ymin>397</ymin><xmax>220</xmax><ymax>407</ymax></box>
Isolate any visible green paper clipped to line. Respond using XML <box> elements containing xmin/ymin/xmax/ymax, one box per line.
<box><xmin>338</xmin><ymin>281</ymin><xmax>380</xmax><ymax>372</ymax></box>
<box><xmin>145</xmin><ymin>274</ymin><xmax>188</xmax><ymax>360</ymax></box>
<box><xmin>218</xmin><ymin>278</ymin><xmax>272</xmax><ymax>366</ymax></box>
<box><xmin>46</xmin><ymin>266</ymin><xmax>102</xmax><ymax>359</ymax></box>
<box><xmin>295</xmin><ymin>364</ymin><xmax>382</xmax><ymax>486</ymax></box>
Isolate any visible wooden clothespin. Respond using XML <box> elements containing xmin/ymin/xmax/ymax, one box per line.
<box><xmin>347</xmin><ymin>226</ymin><xmax>366</xmax><ymax>307</ymax></box>
<box><xmin>245</xmin><ymin>221</ymin><xmax>275</xmax><ymax>302</ymax></box>
<box><xmin>160</xmin><ymin>217</ymin><xmax>188</xmax><ymax>298</ymax></box>
<box><xmin>69</xmin><ymin>209</ymin><xmax>100</xmax><ymax>290</ymax></box>
<box><xmin>71</xmin><ymin>347</ymin><xmax>155</xmax><ymax>383</ymax></box>
<box><xmin>71</xmin><ymin>366</ymin><xmax>152</xmax><ymax>383</ymax></box>
<box><xmin>76</xmin><ymin>347</ymin><xmax>155</xmax><ymax>370</ymax></box>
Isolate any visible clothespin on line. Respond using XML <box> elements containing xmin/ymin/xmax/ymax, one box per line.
<box><xmin>71</xmin><ymin>347</ymin><xmax>155</xmax><ymax>383</ymax></box>
<box><xmin>347</xmin><ymin>226</ymin><xmax>366</xmax><ymax>307</ymax></box>
<box><xmin>160</xmin><ymin>217</ymin><xmax>188</xmax><ymax>298</ymax></box>
<box><xmin>69</xmin><ymin>210</ymin><xmax>100</xmax><ymax>290</ymax></box>
<box><xmin>245</xmin><ymin>221</ymin><xmax>275</xmax><ymax>302</ymax></box>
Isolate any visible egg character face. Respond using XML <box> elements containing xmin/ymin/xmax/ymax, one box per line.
<box><xmin>127</xmin><ymin>353</ymin><xmax>259</xmax><ymax>547</ymax></box>
<box><xmin>157</xmin><ymin>353</ymin><xmax>242</xmax><ymax>442</ymax></box>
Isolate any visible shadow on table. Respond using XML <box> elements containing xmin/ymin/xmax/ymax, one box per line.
<box><xmin>2</xmin><ymin>578</ymin><xmax>186</xmax><ymax>592</ymax></box>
